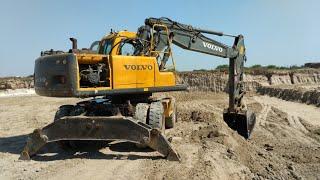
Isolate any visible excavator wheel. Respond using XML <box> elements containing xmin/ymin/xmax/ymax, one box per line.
<box><xmin>133</xmin><ymin>103</ymin><xmax>149</xmax><ymax>124</ymax></box>
<box><xmin>165</xmin><ymin>97</ymin><xmax>177</xmax><ymax>129</ymax></box>
<box><xmin>134</xmin><ymin>103</ymin><xmax>149</xmax><ymax>148</ymax></box>
<box><xmin>148</xmin><ymin>101</ymin><xmax>165</xmax><ymax>133</ymax></box>
<box><xmin>54</xmin><ymin>105</ymin><xmax>107</xmax><ymax>151</ymax></box>
<box><xmin>135</xmin><ymin>100</ymin><xmax>165</xmax><ymax>149</ymax></box>
<box><xmin>54</xmin><ymin>105</ymin><xmax>76</xmax><ymax>150</ymax></box>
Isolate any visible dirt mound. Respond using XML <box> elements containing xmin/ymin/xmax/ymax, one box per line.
<box><xmin>143</xmin><ymin>92</ymin><xmax>320</xmax><ymax>179</ymax></box>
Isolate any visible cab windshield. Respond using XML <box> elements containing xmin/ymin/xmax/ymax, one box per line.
<box><xmin>99</xmin><ymin>38</ymin><xmax>113</xmax><ymax>55</ymax></box>
<box><xmin>89</xmin><ymin>41</ymin><xmax>100</xmax><ymax>52</ymax></box>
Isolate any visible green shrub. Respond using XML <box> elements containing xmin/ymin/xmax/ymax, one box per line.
<box><xmin>266</xmin><ymin>65</ymin><xmax>277</xmax><ymax>69</ymax></box>
<box><xmin>250</xmin><ymin>64</ymin><xmax>262</xmax><ymax>68</ymax></box>
<box><xmin>215</xmin><ymin>64</ymin><xmax>229</xmax><ymax>70</ymax></box>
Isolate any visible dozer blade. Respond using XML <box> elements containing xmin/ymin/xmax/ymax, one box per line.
<box><xmin>19</xmin><ymin>116</ymin><xmax>180</xmax><ymax>161</ymax></box>
<box><xmin>223</xmin><ymin>109</ymin><xmax>256</xmax><ymax>139</ymax></box>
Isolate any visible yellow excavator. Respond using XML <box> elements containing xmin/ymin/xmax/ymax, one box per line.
<box><xmin>20</xmin><ymin>17</ymin><xmax>256</xmax><ymax>161</ymax></box>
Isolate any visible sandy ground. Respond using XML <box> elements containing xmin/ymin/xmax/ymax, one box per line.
<box><xmin>0</xmin><ymin>92</ymin><xmax>320</xmax><ymax>180</ymax></box>
<box><xmin>0</xmin><ymin>89</ymin><xmax>35</xmax><ymax>97</ymax></box>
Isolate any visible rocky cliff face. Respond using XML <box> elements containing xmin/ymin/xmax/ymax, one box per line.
<box><xmin>177</xmin><ymin>72</ymin><xmax>228</xmax><ymax>92</ymax></box>
<box><xmin>257</xmin><ymin>86</ymin><xmax>320</xmax><ymax>107</ymax></box>
<box><xmin>267</xmin><ymin>72</ymin><xmax>320</xmax><ymax>86</ymax></box>
<box><xmin>177</xmin><ymin>72</ymin><xmax>271</xmax><ymax>92</ymax></box>
<box><xmin>177</xmin><ymin>70</ymin><xmax>320</xmax><ymax>92</ymax></box>
<box><xmin>177</xmin><ymin>70</ymin><xmax>320</xmax><ymax>106</ymax></box>
<box><xmin>292</xmin><ymin>73</ymin><xmax>320</xmax><ymax>84</ymax></box>
<box><xmin>0</xmin><ymin>77</ymin><xmax>34</xmax><ymax>90</ymax></box>
<box><xmin>269</xmin><ymin>74</ymin><xmax>292</xmax><ymax>85</ymax></box>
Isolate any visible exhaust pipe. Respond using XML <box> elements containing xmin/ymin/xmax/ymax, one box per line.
<box><xmin>69</xmin><ymin>38</ymin><xmax>78</xmax><ymax>49</ymax></box>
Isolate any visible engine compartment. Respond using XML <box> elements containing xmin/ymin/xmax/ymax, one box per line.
<box><xmin>79</xmin><ymin>63</ymin><xmax>110</xmax><ymax>88</ymax></box>
<box><xmin>77</xmin><ymin>54</ymin><xmax>111</xmax><ymax>88</ymax></box>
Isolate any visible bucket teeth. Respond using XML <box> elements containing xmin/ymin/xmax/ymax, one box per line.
<box><xmin>19</xmin><ymin>129</ymin><xmax>48</xmax><ymax>160</ymax></box>
<box><xmin>147</xmin><ymin>129</ymin><xmax>181</xmax><ymax>161</ymax></box>
<box><xmin>19</xmin><ymin>151</ymin><xmax>31</xmax><ymax>160</ymax></box>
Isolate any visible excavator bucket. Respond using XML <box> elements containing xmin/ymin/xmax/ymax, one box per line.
<box><xmin>223</xmin><ymin>110</ymin><xmax>256</xmax><ymax>139</ymax></box>
<box><xmin>19</xmin><ymin>116</ymin><xmax>180</xmax><ymax>161</ymax></box>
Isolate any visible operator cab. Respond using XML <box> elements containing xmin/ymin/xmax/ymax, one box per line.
<box><xmin>99</xmin><ymin>34</ymin><xmax>141</xmax><ymax>56</ymax></box>
<box><xmin>98</xmin><ymin>31</ymin><xmax>175</xmax><ymax>71</ymax></box>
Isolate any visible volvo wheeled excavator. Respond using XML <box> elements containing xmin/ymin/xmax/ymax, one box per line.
<box><xmin>20</xmin><ymin>17</ymin><xmax>256</xmax><ymax>161</ymax></box>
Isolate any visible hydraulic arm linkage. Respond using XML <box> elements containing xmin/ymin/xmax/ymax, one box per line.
<box><xmin>138</xmin><ymin>17</ymin><xmax>256</xmax><ymax>138</ymax></box>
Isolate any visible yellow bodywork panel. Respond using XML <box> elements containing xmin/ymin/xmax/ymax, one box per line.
<box><xmin>77</xmin><ymin>54</ymin><xmax>106</xmax><ymax>64</ymax></box>
<box><xmin>154</xmin><ymin>69</ymin><xmax>175</xmax><ymax>87</ymax></box>
<box><xmin>111</xmin><ymin>55</ymin><xmax>155</xmax><ymax>89</ymax></box>
<box><xmin>111</xmin><ymin>55</ymin><xmax>176</xmax><ymax>89</ymax></box>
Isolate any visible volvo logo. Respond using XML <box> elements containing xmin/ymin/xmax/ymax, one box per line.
<box><xmin>124</xmin><ymin>65</ymin><xmax>153</xmax><ymax>70</ymax></box>
<box><xmin>202</xmin><ymin>42</ymin><xmax>223</xmax><ymax>52</ymax></box>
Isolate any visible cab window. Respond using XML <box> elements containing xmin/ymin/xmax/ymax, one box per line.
<box><xmin>100</xmin><ymin>39</ymin><xmax>113</xmax><ymax>55</ymax></box>
<box><xmin>89</xmin><ymin>41</ymin><xmax>100</xmax><ymax>52</ymax></box>
<box><xmin>119</xmin><ymin>42</ymin><xmax>135</xmax><ymax>56</ymax></box>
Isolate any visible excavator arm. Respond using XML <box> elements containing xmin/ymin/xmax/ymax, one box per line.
<box><xmin>138</xmin><ymin>17</ymin><xmax>256</xmax><ymax>138</ymax></box>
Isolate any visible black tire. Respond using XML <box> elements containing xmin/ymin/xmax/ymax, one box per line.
<box><xmin>54</xmin><ymin>105</ymin><xmax>107</xmax><ymax>150</ymax></box>
<box><xmin>134</xmin><ymin>103</ymin><xmax>149</xmax><ymax>124</ymax></box>
<box><xmin>165</xmin><ymin>98</ymin><xmax>177</xmax><ymax>129</ymax></box>
<box><xmin>54</xmin><ymin>105</ymin><xmax>75</xmax><ymax>150</ymax></box>
<box><xmin>148</xmin><ymin>101</ymin><xmax>165</xmax><ymax>132</ymax></box>
<box><xmin>54</xmin><ymin>105</ymin><xmax>74</xmax><ymax>120</ymax></box>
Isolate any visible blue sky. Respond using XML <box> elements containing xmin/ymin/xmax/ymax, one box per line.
<box><xmin>0</xmin><ymin>0</ymin><xmax>319</xmax><ymax>76</ymax></box>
